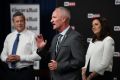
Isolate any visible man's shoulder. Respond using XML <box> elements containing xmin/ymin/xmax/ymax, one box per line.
<box><xmin>25</xmin><ymin>30</ymin><xmax>36</xmax><ymax>36</ymax></box>
<box><xmin>6</xmin><ymin>31</ymin><xmax>16</xmax><ymax>38</ymax></box>
<box><xmin>69</xmin><ymin>29</ymin><xmax>81</xmax><ymax>37</ymax></box>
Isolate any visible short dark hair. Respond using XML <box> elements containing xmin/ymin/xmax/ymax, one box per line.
<box><xmin>91</xmin><ymin>17</ymin><xmax>112</xmax><ymax>42</ymax></box>
<box><xmin>12</xmin><ymin>11</ymin><xmax>25</xmax><ymax>21</ymax></box>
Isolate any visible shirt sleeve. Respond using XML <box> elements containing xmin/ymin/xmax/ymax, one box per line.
<box><xmin>1</xmin><ymin>36</ymin><xmax>9</xmax><ymax>62</ymax></box>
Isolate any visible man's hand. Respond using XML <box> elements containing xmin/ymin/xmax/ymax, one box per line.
<box><xmin>36</xmin><ymin>34</ymin><xmax>47</xmax><ymax>49</ymax></box>
<box><xmin>14</xmin><ymin>55</ymin><xmax>20</xmax><ymax>62</ymax></box>
<box><xmin>6</xmin><ymin>55</ymin><xmax>15</xmax><ymax>62</ymax></box>
<box><xmin>48</xmin><ymin>60</ymin><xmax>58</xmax><ymax>71</ymax></box>
<box><xmin>6</xmin><ymin>55</ymin><xmax>20</xmax><ymax>62</ymax></box>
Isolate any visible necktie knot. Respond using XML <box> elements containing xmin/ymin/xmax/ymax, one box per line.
<box><xmin>16</xmin><ymin>33</ymin><xmax>20</xmax><ymax>41</ymax></box>
<box><xmin>17</xmin><ymin>33</ymin><xmax>20</xmax><ymax>37</ymax></box>
<box><xmin>58</xmin><ymin>34</ymin><xmax>63</xmax><ymax>41</ymax></box>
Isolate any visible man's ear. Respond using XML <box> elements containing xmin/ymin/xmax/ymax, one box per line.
<box><xmin>61</xmin><ymin>17</ymin><xmax>67</xmax><ymax>23</ymax></box>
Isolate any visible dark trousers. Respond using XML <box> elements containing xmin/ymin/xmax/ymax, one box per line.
<box><xmin>5</xmin><ymin>66</ymin><xmax>34</xmax><ymax>80</ymax></box>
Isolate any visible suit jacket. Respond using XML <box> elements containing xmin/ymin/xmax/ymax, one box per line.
<box><xmin>49</xmin><ymin>27</ymin><xmax>85</xmax><ymax>80</ymax></box>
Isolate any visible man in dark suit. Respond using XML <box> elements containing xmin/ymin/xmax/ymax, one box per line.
<box><xmin>36</xmin><ymin>7</ymin><xmax>85</xmax><ymax>80</ymax></box>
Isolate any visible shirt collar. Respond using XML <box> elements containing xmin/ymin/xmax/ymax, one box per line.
<box><xmin>60</xmin><ymin>26</ymin><xmax>70</xmax><ymax>36</ymax></box>
<box><xmin>15</xmin><ymin>28</ymin><xmax>27</xmax><ymax>35</ymax></box>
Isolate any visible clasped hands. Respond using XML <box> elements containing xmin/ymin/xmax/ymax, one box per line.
<box><xmin>6</xmin><ymin>55</ymin><xmax>20</xmax><ymax>63</ymax></box>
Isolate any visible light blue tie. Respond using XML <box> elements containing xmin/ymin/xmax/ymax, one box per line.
<box><xmin>11</xmin><ymin>33</ymin><xmax>20</xmax><ymax>68</ymax></box>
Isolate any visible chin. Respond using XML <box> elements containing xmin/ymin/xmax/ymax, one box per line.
<box><xmin>17</xmin><ymin>29</ymin><xmax>24</xmax><ymax>32</ymax></box>
<box><xmin>53</xmin><ymin>26</ymin><xmax>57</xmax><ymax>30</ymax></box>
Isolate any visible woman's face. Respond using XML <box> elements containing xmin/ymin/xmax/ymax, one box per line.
<box><xmin>92</xmin><ymin>19</ymin><xmax>101</xmax><ymax>35</ymax></box>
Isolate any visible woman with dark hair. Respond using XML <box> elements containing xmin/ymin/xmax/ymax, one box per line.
<box><xmin>81</xmin><ymin>17</ymin><xmax>115</xmax><ymax>80</ymax></box>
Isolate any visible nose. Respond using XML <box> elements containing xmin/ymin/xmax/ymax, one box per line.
<box><xmin>92</xmin><ymin>26</ymin><xmax>95</xmax><ymax>30</ymax></box>
<box><xmin>18</xmin><ymin>21</ymin><xmax>21</xmax><ymax>24</ymax></box>
<box><xmin>92</xmin><ymin>25</ymin><xmax>95</xmax><ymax>28</ymax></box>
<box><xmin>50</xmin><ymin>19</ymin><xmax>53</xmax><ymax>23</ymax></box>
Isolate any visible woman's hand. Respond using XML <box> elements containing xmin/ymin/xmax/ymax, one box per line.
<box><xmin>81</xmin><ymin>67</ymin><xmax>87</xmax><ymax>80</ymax></box>
<box><xmin>87</xmin><ymin>71</ymin><xmax>98</xmax><ymax>80</ymax></box>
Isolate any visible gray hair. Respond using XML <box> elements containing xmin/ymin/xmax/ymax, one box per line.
<box><xmin>55</xmin><ymin>7</ymin><xmax>71</xmax><ymax>23</ymax></box>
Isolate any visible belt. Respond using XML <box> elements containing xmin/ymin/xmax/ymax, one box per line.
<box><xmin>9</xmin><ymin>65</ymin><xmax>33</xmax><ymax>72</ymax></box>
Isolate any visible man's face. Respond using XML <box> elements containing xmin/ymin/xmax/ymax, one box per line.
<box><xmin>50</xmin><ymin>9</ymin><xmax>63</xmax><ymax>30</ymax></box>
<box><xmin>13</xmin><ymin>16</ymin><xmax>25</xmax><ymax>32</ymax></box>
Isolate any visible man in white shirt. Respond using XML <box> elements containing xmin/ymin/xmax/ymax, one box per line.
<box><xmin>1</xmin><ymin>11</ymin><xmax>41</xmax><ymax>80</ymax></box>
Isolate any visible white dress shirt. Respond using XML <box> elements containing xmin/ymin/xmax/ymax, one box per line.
<box><xmin>84</xmin><ymin>36</ymin><xmax>114</xmax><ymax>75</ymax></box>
<box><xmin>60</xmin><ymin>25</ymin><xmax>70</xmax><ymax>40</ymax></box>
<box><xmin>1</xmin><ymin>29</ymin><xmax>41</xmax><ymax>69</ymax></box>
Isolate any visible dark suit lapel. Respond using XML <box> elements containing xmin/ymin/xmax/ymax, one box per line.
<box><xmin>55</xmin><ymin>27</ymin><xmax>73</xmax><ymax>58</ymax></box>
